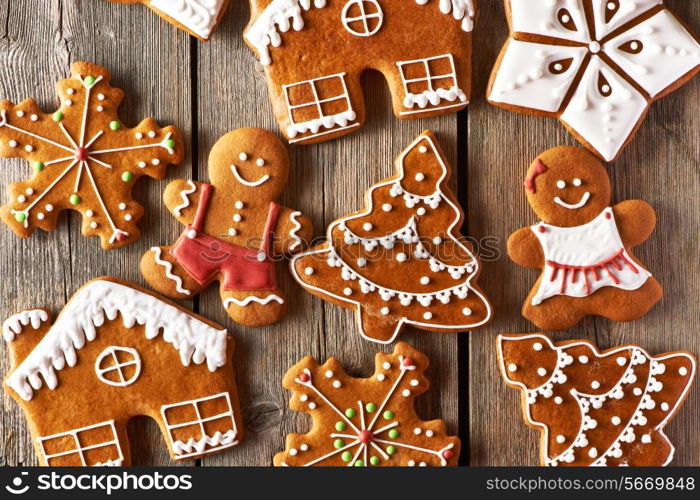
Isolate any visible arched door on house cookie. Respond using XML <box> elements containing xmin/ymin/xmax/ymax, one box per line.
<box><xmin>341</xmin><ymin>0</ymin><xmax>384</xmax><ymax>37</ymax></box>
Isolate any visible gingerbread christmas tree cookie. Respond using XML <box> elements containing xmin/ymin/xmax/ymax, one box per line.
<box><xmin>498</xmin><ymin>333</ymin><xmax>696</xmax><ymax>466</ymax></box>
<box><xmin>487</xmin><ymin>0</ymin><xmax>700</xmax><ymax>161</ymax></box>
<box><xmin>275</xmin><ymin>342</ymin><xmax>460</xmax><ymax>466</ymax></box>
<box><xmin>0</xmin><ymin>61</ymin><xmax>183</xmax><ymax>249</ymax></box>
<box><xmin>290</xmin><ymin>131</ymin><xmax>492</xmax><ymax>344</ymax></box>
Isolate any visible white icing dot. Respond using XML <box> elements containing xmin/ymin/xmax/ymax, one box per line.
<box><xmin>591</xmin><ymin>381</ymin><xmax>600</xmax><ymax>389</ymax></box>
<box><xmin>124</xmin><ymin>214</ymin><xmax>132</xmax><ymax>221</ymax></box>
<box><xmin>533</xmin><ymin>342</ymin><xmax>543</xmax><ymax>351</ymax></box>
<box><xmin>239</xmin><ymin>152</ymin><xmax>248</xmax><ymax>161</ymax></box>
<box><xmin>363</xmin><ymin>222</ymin><xmax>373</xmax><ymax>231</ymax></box>
<box><xmin>432</xmin><ymin>236</ymin><xmax>442</xmax><ymax>245</ymax></box>
<box><xmin>117</xmin><ymin>203</ymin><xmax>125</xmax><ymax>210</ymax></box>
<box><xmin>300</xmin><ymin>394</ymin><xmax>308</xmax><ymax>402</ymax></box>
<box><xmin>410</xmin><ymin>379</ymin><xmax>419</xmax><ymax>387</ymax></box>
<box><xmin>308</xmin><ymin>402</ymin><xmax>317</xmax><ymax>409</ymax></box>
<box><xmin>418</xmin><ymin>146</ymin><xmax>428</xmax><ymax>153</ymax></box>
<box><xmin>332</xmin><ymin>380</ymin><xmax>342</xmax><ymax>388</ymax></box>
<box><xmin>380</xmin><ymin>307</ymin><xmax>390</xmax><ymax>315</ymax></box>
<box><xmin>415</xmin><ymin>173</ymin><xmax>425</xmax><ymax>181</ymax></box>
<box><xmin>16</xmin><ymin>110</ymin><xmax>24</xmax><ymax>117</ymax></box>
<box><xmin>414</xmin><ymin>428</ymin><xmax>422</xmax><ymax>435</ymax></box>
<box><xmin>325</xmin><ymin>370</ymin><xmax>333</xmax><ymax>378</ymax></box>
<box><xmin>633</xmin><ymin>388</ymin><xmax>642</xmax><ymax>396</ymax></box>
<box><xmin>148</xmin><ymin>131</ymin><xmax>156</xmax><ymax>138</ymax></box>
<box><xmin>138</xmin><ymin>161</ymin><xmax>147</xmax><ymax>168</ymax></box>
<box><xmin>233</xmin><ymin>214</ymin><xmax>242</xmax><ymax>222</ymax></box>
<box><xmin>554</xmin><ymin>397</ymin><xmax>563</xmax><ymax>404</ymax></box>
<box><xmin>64</xmin><ymin>99</ymin><xmax>72</xmax><ymax>106</ymax></box>
<box><xmin>304</xmin><ymin>267</ymin><xmax>314</xmax><ymax>276</ymax></box>
<box><xmin>556</xmin><ymin>180</ymin><xmax>566</xmax><ymax>189</ymax></box>
<box><xmin>343</xmin><ymin>287</ymin><xmax>352</xmax><ymax>296</ymax></box>
<box><xmin>508</xmin><ymin>363</ymin><xmax>517</xmax><ymax>373</ymax></box>
<box><xmin>573</xmin><ymin>178</ymin><xmax>582</xmax><ymax>187</ymax></box>
<box><xmin>90</xmin><ymin>221</ymin><xmax>98</xmax><ymax>229</ymax></box>
<box><xmin>402</xmin><ymin>389</ymin><xmax>411</xmax><ymax>397</ymax></box>
<box><xmin>589</xmin><ymin>41</ymin><xmax>601</xmax><ymax>54</ymax></box>
<box><xmin>377</xmin><ymin>373</ymin><xmax>386</xmax><ymax>381</ymax></box>
<box><xmin>8</xmin><ymin>140</ymin><xmax>17</xmax><ymax>147</ymax></box>
<box><xmin>45</xmin><ymin>204</ymin><xmax>53</xmax><ymax>212</ymax></box>
<box><xmin>420</xmin><ymin>276</ymin><xmax>430</xmax><ymax>285</ymax></box>
<box><xmin>66</xmin><ymin>88</ymin><xmax>75</xmax><ymax>95</ymax></box>
<box><xmin>228</xmin><ymin>228</ymin><xmax>237</xmax><ymax>236</ymax></box>
<box><xmin>152</xmin><ymin>159</ymin><xmax>161</xmax><ymax>166</ymax></box>
<box><xmin>357</xmin><ymin>258</ymin><xmax>366</xmax><ymax>268</ymax></box>
<box><xmin>396</xmin><ymin>253</ymin><xmax>407</xmax><ymax>263</ymax></box>
<box><xmin>383</xmin><ymin>362</ymin><xmax>391</xmax><ymax>370</ymax></box>
<box><xmin>25</xmin><ymin>188</ymin><xmax>33</xmax><ymax>195</ymax></box>
<box><xmin>612</xmin><ymin>416</ymin><xmax>621</xmax><ymax>425</ymax></box>
<box><xmin>423</xmin><ymin>312</ymin><xmax>433</xmax><ymax>320</ymax></box>
<box><xmin>641</xmin><ymin>434</ymin><xmax>652</xmax><ymax>444</ymax></box>
<box><xmin>98</xmin><ymin>93</ymin><xmax>105</xmax><ymax>101</ymax></box>
<box><xmin>462</xmin><ymin>307</ymin><xmax>472</xmax><ymax>316</ymax></box>
<box><xmin>37</xmin><ymin>213</ymin><xmax>44</xmax><ymax>220</ymax></box>
<box><xmin>300</xmin><ymin>444</ymin><xmax>309</xmax><ymax>451</ymax></box>
<box><xmin>17</xmin><ymin>195</ymin><xmax>26</xmax><ymax>203</ymax></box>
<box><xmin>30</xmin><ymin>114</ymin><xmax>38</xmax><ymax>121</ymax></box>
<box><xmin>382</xmin><ymin>203</ymin><xmax>392</xmax><ymax>212</ymax></box>
<box><xmin>419</xmin><ymin>462</ymin><xmax>427</xmax><ymax>467</ymax></box>
<box><xmin>616</xmin><ymin>357</ymin><xmax>627</xmax><ymax>366</ymax></box>
<box><xmin>135</xmin><ymin>132</ymin><xmax>143</xmax><ymax>139</ymax></box>
<box><xmin>661</xmin><ymin>402</ymin><xmax>669</xmax><ymax>411</ymax></box>
<box><xmin>289</xmin><ymin>448</ymin><xmax>298</xmax><ymax>456</ymax></box>
<box><xmin>187</xmin><ymin>229</ymin><xmax>197</xmax><ymax>239</ymax></box>
<box><xmin>588</xmin><ymin>448</ymin><xmax>598</xmax><ymax>458</ymax></box>
<box><xmin>553</xmin><ymin>63</ymin><xmax>563</xmax><ymax>71</ymax></box>
<box><xmin>96</xmin><ymin>106</ymin><xmax>104</xmax><ymax>112</ymax></box>
<box><xmin>679</xmin><ymin>367</ymin><xmax>688</xmax><ymax>376</ymax></box>
<box><xmin>425</xmin><ymin>430</ymin><xmax>433</xmax><ymax>437</ymax></box>
<box><xmin>416</xmin><ymin>207</ymin><xmax>426</xmax><ymax>216</ymax></box>
<box><xmin>537</xmin><ymin>367</ymin><xmax>547</xmax><ymax>376</ymax></box>
<box><xmin>24</xmin><ymin>145</ymin><xmax>33</xmax><ymax>152</ymax></box>
<box><xmin>408</xmin><ymin>460</ymin><xmax>416</xmax><ymax>466</ymax></box>
<box><xmin>235</xmin><ymin>201</ymin><xmax>244</xmax><ymax>209</ymax></box>
<box><xmin>256</xmin><ymin>158</ymin><xmax>265</xmax><ymax>166</ymax></box>
<box><xmin>607</xmin><ymin>1</ymin><xmax>615</xmax><ymax>10</ymax></box>
<box><xmin>556</xmin><ymin>435</ymin><xmax>565</xmax><ymax>444</ymax></box>
<box><xmin>578</xmin><ymin>355</ymin><xmax>589</xmax><ymax>364</ymax></box>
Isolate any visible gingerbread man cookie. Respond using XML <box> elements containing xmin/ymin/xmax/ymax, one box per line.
<box><xmin>3</xmin><ymin>277</ymin><xmax>242</xmax><ymax>466</ymax></box>
<box><xmin>487</xmin><ymin>0</ymin><xmax>700</xmax><ymax>161</ymax></box>
<box><xmin>105</xmin><ymin>1</ymin><xmax>230</xmax><ymax>41</ymax></box>
<box><xmin>141</xmin><ymin>128</ymin><xmax>313</xmax><ymax>327</ymax></box>
<box><xmin>244</xmin><ymin>0</ymin><xmax>476</xmax><ymax>144</ymax></box>
<box><xmin>498</xmin><ymin>333</ymin><xmax>696</xmax><ymax>466</ymax></box>
<box><xmin>508</xmin><ymin>146</ymin><xmax>662</xmax><ymax>330</ymax></box>
<box><xmin>0</xmin><ymin>61</ymin><xmax>183</xmax><ymax>249</ymax></box>
<box><xmin>291</xmin><ymin>131</ymin><xmax>492</xmax><ymax>344</ymax></box>
<box><xmin>275</xmin><ymin>342</ymin><xmax>460</xmax><ymax>466</ymax></box>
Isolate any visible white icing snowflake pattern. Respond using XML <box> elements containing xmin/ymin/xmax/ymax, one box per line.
<box><xmin>489</xmin><ymin>0</ymin><xmax>700</xmax><ymax>161</ymax></box>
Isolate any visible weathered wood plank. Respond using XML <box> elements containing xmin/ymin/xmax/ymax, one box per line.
<box><xmin>469</xmin><ymin>0</ymin><xmax>700</xmax><ymax>466</ymax></box>
<box><xmin>0</xmin><ymin>0</ymin><xmax>191</xmax><ymax>466</ymax></box>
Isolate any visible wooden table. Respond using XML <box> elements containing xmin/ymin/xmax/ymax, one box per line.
<box><xmin>0</xmin><ymin>0</ymin><xmax>697</xmax><ymax>466</ymax></box>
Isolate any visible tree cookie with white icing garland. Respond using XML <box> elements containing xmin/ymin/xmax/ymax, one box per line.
<box><xmin>2</xmin><ymin>277</ymin><xmax>242</xmax><ymax>466</ymax></box>
<box><xmin>290</xmin><ymin>130</ymin><xmax>492</xmax><ymax>344</ymax></box>
<box><xmin>487</xmin><ymin>0</ymin><xmax>700</xmax><ymax>161</ymax></box>
<box><xmin>497</xmin><ymin>333</ymin><xmax>696</xmax><ymax>466</ymax></box>
<box><xmin>244</xmin><ymin>0</ymin><xmax>476</xmax><ymax>144</ymax></box>
<box><xmin>141</xmin><ymin>128</ymin><xmax>313</xmax><ymax>327</ymax></box>
<box><xmin>0</xmin><ymin>61</ymin><xmax>184</xmax><ymax>250</ymax></box>
<box><xmin>274</xmin><ymin>342</ymin><xmax>460</xmax><ymax>466</ymax></box>
<box><xmin>508</xmin><ymin>146</ymin><xmax>662</xmax><ymax>330</ymax></box>
<box><xmin>106</xmin><ymin>1</ymin><xmax>230</xmax><ymax>41</ymax></box>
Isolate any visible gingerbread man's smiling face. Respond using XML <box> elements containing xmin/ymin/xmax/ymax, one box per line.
<box><xmin>524</xmin><ymin>147</ymin><xmax>611</xmax><ymax>227</ymax></box>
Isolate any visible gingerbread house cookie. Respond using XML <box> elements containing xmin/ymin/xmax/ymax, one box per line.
<box><xmin>497</xmin><ymin>333</ymin><xmax>696</xmax><ymax>466</ymax></box>
<box><xmin>2</xmin><ymin>277</ymin><xmax>242</xmax><ymax>466</ymax></box>
<box><xmin>244</xmin><ymin>0</ymin><xmax>476</xmax><ymax>144</ymax></box>
<box><xmin>487</xmin><ymin>0</ymin><xmax>700</xmax><ymax>161</ymax></box>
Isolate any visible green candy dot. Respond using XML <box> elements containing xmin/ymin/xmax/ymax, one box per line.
<box><xmin>14</xmin><ymin>212</ymin><xmax>26</xmax><ymax>222</ymax></box>
<box><xmin>69</xmin><ymin>194</ymin><xmax>81</xmax><ymax>205</ymax></box>
<box><xmin>354</xmin><ymin>460</ymin><xmax>364</xmax><ymax>467</ymax></box>
<box><xmin>84</xmin><ymin>76</ymin><xmax>96</xmax><ymax>86</ymax></box>
<box><xmin>345</xmin><ymin>408</ymin><xmax>356</xmax><ymax>418</ymax></box>
<box><xmin>121</xmin><ymin>171</ymin><xmax>133</xmax><ymax>182</ymax></box>
<box><xmin>386</xmin><ymin>446</ymin><xmax>396</xmax><ymax>456</ymax></box>
<box><xmin>383</xmin><ymin>410</ymin><xmax>394</xmax><ymax>420</ymax></box>
<box><xmin>388</xmin><ymin>429</ymin><xmax>400</xmax><ymax>439</ymax></box>
<box><xmin>365</xmin><ymin>402</ymin><xmax>377</xmax><ymax>413</ymax></box>
<box><xmin>333</xmin><ymin>439</ymin><xmax>345</xmax><ymax>449</ymax></box>
<box><xmin>34</xmin><ymin>161</ymin><xmax>44</xmax><ymax>172</ymax></box>
<box><xmin>109</xmin><ymin>121</ymin><xmax>121</xmax><ymax>131</ymax></box>
<box><xmin>52</xmin><ymin>112</ymin><xmax>64</xmax><ymax>122</ymax></box>
<box><xmin>370</xmin><ymin>456</ymin><xmax>380</xmax><ymax>466</ymax></box>
<box><xmin>165</xmin><ymin>138</ymin><xmax>176</xmax><ymax>149</ymax></box>
<box><xmin>341</xmin><ymin>451</ymin><xmax>353</xmax><ymax>462</ymax></box>
<box><xmin>335</xmin><ymin>421</ymin><xmax>346</xmax><ymax>432</ymax></box>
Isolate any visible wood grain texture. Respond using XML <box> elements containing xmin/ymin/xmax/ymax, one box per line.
<box><xmin>0</xmin><ymin>0</ymin><xmax>697</xmax><ymax>468</ymax></box>
<box><xmin>468</xmin><ymin>0</ymin><xmax>699</xmax><ymax>466</ymax></box>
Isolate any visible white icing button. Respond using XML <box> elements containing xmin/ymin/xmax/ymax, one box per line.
<box><xmin>380</xmin><ymin>307</ymin><xmax>390</xmax><ymax>315</ymax></box>
<box><xmin>415</xmin><ymin>173</ymin><xmax>425</xmax><ymax>181</ymax></box>
<box><xmin>462</xmin><ymin>307</ymin><xmax>472</xmax><ymax>316</ymax></box>
<box><xmin>363</xmin><ymin>222</ymin><xmax>373</xmax><ymax>231</ymax></box>
<box><xmin>383</xmin><ymin>362</ymin><xmax>391</xmax><ymax>370</ymax></box>
<box><xmin>135</xmin><ymin>132</ymin><xmax>143</xmax><ymax>139</ymax></box>
<box><xmin>37</xmin><ymin>213</ymin><xmax>44</xmax><ymax>220</ymax></box>
<box><xmin>96</xmin><ymin>106</ymin><xmax>104</xmax><ymax>112</ymax></box>
<box><xmin>679</xmin><ymin>367</ymin><xmax>688</xmax><ymax>376</ymax></box>
<box><xmin>152</xmin><ymin>159</ymin><xmax>160</xmax><ymax>166</ymax></box>
<box><xmin>402</xmin><ymin>389</ymin><xmax>411</xmax><ymax>397</ymax></box>
<box><xmin>325</xmin><ymin>370</ymin><xmax>333</xmax><ymax>378</ymax></box>
<box><xmin>556</xmin><ymin>435</ymin><xmax>565</xmax><ymax>444</ymax></box>
<box><xmin>425</xmin><ymin>430</ymin><xmax>433</xmax><ymax>437</ymax></box>
<box><xmin>416</xmin><ymin>207</ymin><xmax>426</xmax><ymax>216</ymax></box>
<box><xmin>25</xmin><ymin>188</ymin><xmax>33</xmax><ymax>195</ymax></box>
<box><xmin>118</xmin><ymin>203</ymin><xmax>126</xmax><ymax>210</ymax></box>
<box><xmin>554</xmin><ymin>397</ymin><xmax>563</xmax><ymax>404</ymax></box>
<box><xmin>616</xmin><ymin>357</ymin><xmax>627</xmax><ymax>366</ymax></box>
<box><xmin>420</xmin><ymin>276</ymin><xmax>430</xmax><ymax>285</ymax></box>
<box><xmin>377</xmin><ymin>373</ymin><xmax>386</xmax><ymax>381</ymax></box>
<box><xmin>24</xmin><ymin>145</ymin><xmax>33</xmax><ymax>152</ymax></box>
<box><xmin>357</xmin><ymin>258</ymin><xmax>367</xmax><ymax>268</ymax></box>
<box><xmin>419</xmin><ymin>462</ymin><xmax>427</xmax><ymax>467</ymax></box>
<box><xmin>661</xmin><ymin>402</ymin><xmax>669</xmax><ymax>411</ymax></box>
<box><xmin>641</xmin><ymin>434</ymin><xmax>652</xmax><ymax>444</ymax></box>
<box><xmin>300</xmin><ymin>444</ymin><xmax>309</xmax><ymax>451</ymax></box>
<box><xmin>86</xmin><ymin>209</ymin><xmax>95</xmax><ymax>217</ymax></box>
<box><xmin>256</xmin><ymin>158</ymin><xmax>265</xmax><ymax>166</ymax></box>
<box><xmin>611</xmin><ymin>416</ymin><xmax>621</xmax><ymax>425</ymax></box>
<box><xmin>235</xmin><ymin>201</ymin><xmax>244</xmax><ymax>209</ymax></box>
<box><xmin>633</xmin><ymin>388</ymin><xmax>642</xmax><ymax>396</ymax></box>
<box><xmin>300</xmin><ymin>394</ymin><xmax>308</xmax><ymax>402</ymax></box>
<box><xmin>408</xmin><ymin>460</ymin><xmax>416</xmax><ymax>466</ymax></box>
<box><xmin>382</xmin><ymin>203</ymin><xmax>392</xmax><ymax>212</ymax></box>
<box><xmin>17</xmin><ymin>195</ymin><xmax>26</xmax><ymax>203</ymax></box>
<box><xmin>432</xmin><ymin>236</ymin><xmax>442</xmax><ymax>245</ymax></box>
<box><xmin>508</xmin><ymin>363</ymin><xmax>517</xmax><ymax>373</ymax></box>
<box><xmin>537</xmin><ymin>367</ymin><xmax>547</xmax><ymax>376</ymax></box>
<box><xmin>332</xmin><ymin>380</ymin><xmax>342</xmax><ymax>388</ymax></box>
<box><xmin>148</xmin><ymin>131</ymin><xmax>156</xmax><ymax>138</ymax></box>
<box><xmin>98</xmin><ymin>93</ymin><xmax>105</xmax><ymax>100</ymax></box>
<box><xmin>239</xmin><ymin>152</ymin><xmax>248</xmax><ymax>161</ymax></box>
<box><xmin>308</xmin><ymin>402</ymin><xmax>317</xmax><ymax>409</ymax></box>
<box><xmin>343</xmin><ymin>287</ymin><xmax>352</xmax><ymax>296</ymax></box>
<box><xmin>410</xmin><ymin>379</ymin><xmax>419</xmax><ymax>387</ymax></box>
<box><xmin>30</xmin><ymin>114</ymin><xmax>38</xmax><ymax>121</ymax></box>
<box><xmin>187</xmin><ymin>229</ymin><xmax>197</xmax><ymax>239</ymax></box>
<box><xmin>556</xmin><ymin>180</ymin><xmax>566</xmax><ymax>189</ymax></box>
<box><xmin>533</xmin><ymin>342</ymin><xmax>543</xmax><ymax>351</ymax></box>
<box><xmin>228</xmin><ymin>228</ymin><xmax>237</xmax><ymax>236</ymax></box>
<box><xmin>423</xmin><ymin>312</ymin><xmax>432</xmax><ymax>320</ymax></box>
<box><xmin>90</xmin><ymin>222</ymin><xmax>98</xmax><ymax>229</ymax></box>
<box><xmin>138</xmin><ymin>162</ymin><xmax>147</xmax><ymax>168</ymax></box>
<box><xmin>124</xmin><ymin>214</ymin><xmax>132</xmax><ymax>221</ymax></box>
<box><xmin>578</xmin><ymin>355</ymin><xmax>589</xmax><ymax>364</ymax></box>
<box><xmin>304</xmin><ymin>267</ymin><xmax>314</xmax><ymax>276</ymax></box>
<box><xmin>396</xmin><ymin>253</ymin><xmax>407</xmax><ymax>263</ymax></box>
<box><xmin>588</xmin><ymin>448</ymin><xmax>598</xmax><ymax>458</ymax></box>
<box><xmin>64</xmin><ymin>99</ymin><xmax>72</xmax><ymax>106</ymax></box>
<box><xmin>418</xmin><ymin>146</ymin><xmax>427</xmax><ymax>153</ymax></box>
<box><xmin>589</xmin><ymin>41</ymin><xmax>601</xmax><ymax>53</ymax></box>
<box><xmin>573</xmin><ymin>178</ymin><xmax>582</xmax><ymax>186</ymax></box>
<box><xmin>591</xmin><ymin>381</ymin><xmax>600</xmax><ymax>389</ymax></box>
<box><xmin>16</xmin><ymin>110</ymin><xmax>24</xmax><ymax>117</ymax></box>
<box><xmin>8</xmin><ymin>140</ymin><xmax>17</xmax><ymax>147</ymax></box>
<box><xmin>45</xmin><ymin>204</ymin><xmax>53</xmax><ymax>212</ymax></box>
<box><xmin>233</xmin><ymin>214</ymin><xmax>242</xmax><ymax>222</ymax></box>
<box><xmin>289</xmin><ymin>448</ymin><xmax>297</xmax><ymax>456</ymax></box>
<box><xmin>414</xmin><ymin>428</ymin><xmax>422</xmax><ymax>435</ymax></box>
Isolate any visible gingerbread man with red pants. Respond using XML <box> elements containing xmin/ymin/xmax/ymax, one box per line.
<box><xmin>141</xmin><ymin>128</ymin><xmax>313</xmax><ymax>326</ymax></box>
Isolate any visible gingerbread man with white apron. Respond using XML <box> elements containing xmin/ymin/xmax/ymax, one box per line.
<box><xmin>508</xmin><ymin>147</ymin><xmax>662</xmax><ymax>330</ymax></box>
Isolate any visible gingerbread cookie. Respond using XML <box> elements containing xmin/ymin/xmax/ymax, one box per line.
<box><xmin>2</xmin><ymin>277</ymin><xmax>242</xmax><ymax>466</ymax></box>
<box><xmin>274</xmin><ymin>342</ymin><xmax>460</xmax><ymax>466</ymax></box>
<box><xmin>0</xmin><ymin>61</ymin><xmax>183</xmax><ymax>250</ymax></box>
<box><xmin>508</xmin><ymin>146</ymin><xmax>662</xmax><ymax>330</ymax></box>
<box><xmin>106</xmin><ymin>1</ymin><xmax>230</xmax><ymax>40</ymax></box>
<box><xmin>141</xmin><ymin>128</ymin><xmax>313</xmax><ymax>327</ymax></box>
<box><xmin>244</xmin><ymin>0</ymin><xmax>476</xmax><ymax>144</ymax></box>
<box><xmin>497</xmin><ymin>333</ymin><xmax>696</xmax><ymax>466</ymax></box>
<box><xmin>291</xmin><ymin>131</ymin><xmax>491</xmax><ymax>343</ymax></box>
<box><xmin>487</xmin><ymin>1</ymin><xmax>700</xmax><ymax>161</ymax></box>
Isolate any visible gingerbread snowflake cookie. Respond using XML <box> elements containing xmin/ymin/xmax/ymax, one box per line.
<box><xmin>2</xmin><ymin>277</ymin><xmax>242</xmax><ymax>466</ymax></box>
<box><xmin>291</xmin><ymin>131</ymin><xmax>491</xmax><ymax>343</ymax></box>
<box><xmin>106</xmin><ymin>1</ymin><xmax>230</xmax><ymax>40</ymax></box>
<box><xmin>275</xmin><ymin>342</ymin><xmax>460</xmax><ymax>466</ymax></box>
<box><xmin>498</xmin><ymin>333</ymin><xmax>696</xmax><ymax>466</ymax></box>
<box><xmin>244</xmin><ymin>0</ymin><xmax>476</xmax><ymax>144</ymax></box>
<box><xmin>488</xmin><ymin>0</ymin><xmax>700</xmax><ymax>161</ymax></box>
<box><xmin>141</xmin><ymin>128</ymin><xmax>313</xmax><ymax>327</ymax></box>
<box><xmin>508</xmin><ymin>146</ymin><xmax>662</xmax><ymax>330</ymax></box>
<box><xmin>0</xmin><ymin>61</ymin><xmax>183</xmax><ymax>249</ymax></box>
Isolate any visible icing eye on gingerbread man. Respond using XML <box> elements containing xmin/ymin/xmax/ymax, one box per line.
<box><xmin>554</xmin><ymin>177</ymin><xmax>590</xmax><ymax>210</ymax></box>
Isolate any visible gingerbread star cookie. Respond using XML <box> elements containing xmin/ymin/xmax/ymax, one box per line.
<box><xmin>106</xmin><ymin>1</ymin><xmax>230</xmax><ymax>41</ymax></box>
<box><xmin>498</xmin><ymin>333</ymin><xmax>696</xmax><ymax>466</ymax></box>
<box><xmin>0</xmin><ymin>61</ymin><xmax>183</xmax><ymax>249</ymax></box>
<box><xmin>3</xmin><ymin>277</ymin><xmax>242</xmax><ymax>466</ymax></box>
<box><xmin>291</xmin><ymin>130</ymin><xmax>492</xmax><ymax>344</ymax></box>
<box><xmin>274</xmin><ymin>342</ymin><xmax>460</xmax><ymax>466</ymax></box>
<box><xmin>141</xmin><ymin>128</ymin><xmax>313</xmax><ymax>327</ymax></box>
<box><xmin>488</xmin><ymin>0</ymin><xmax>700</xmax><ymax>161</ymax></box>
<box><xmin>244</xmin><ymin>0</ymin><xmax>476</xmax><ymax>144</ymax></box>
<box><xmin>508</xmin><ymin>146</ymin><xmax>662</xmax><ymax>330</ymax></box>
